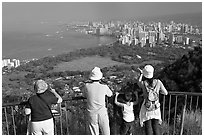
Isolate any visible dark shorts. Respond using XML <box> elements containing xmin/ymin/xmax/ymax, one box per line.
<box><xmin>120</xmin><ymin>119</ymin><xmax>134</xmax><ymax>135</ymax></box>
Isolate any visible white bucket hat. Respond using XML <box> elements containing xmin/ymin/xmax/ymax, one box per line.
<box><xmin>89</xmin><ymin>67</ymin><xmax>103</xmax><ymax>80</ymax></box>
<box><xmin>34</xmin><ymin>79</ymin><xmax>48</xmax><ymax>93</ymax></box>
<box><xmin>143</xmin><ymin>65</ymin><xmax>154</xmax><ymax>79</ymax></box>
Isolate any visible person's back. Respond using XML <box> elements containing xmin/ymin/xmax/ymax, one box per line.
<box><xmin>25</xmin><ymin>80</ymin><xmax>62</xmax><ymax>135</ymax></box>
<box><xmin>85</xmin><ymin>67</ymin><xmax>112</xmax><ymax>135</ymax></box>
<box><xmin>136</xmin><ymin>65</ymin><xmax>168</xmax><ymax>135</ymax></box>
<box><xmin>28</xmin><ymin>90</ymin><xmax>58</xmax><ymax>122</ymax></box>
<box><xmin>86</xmin><ymin>82</ymin><xmax>112</xmax><ymax>113</ymax></box>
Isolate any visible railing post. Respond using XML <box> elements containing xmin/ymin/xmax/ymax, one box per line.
<box><xmin>113</xmin><ymin>103</ymin><xmax>117</xmax><ymax>135</ymax></box>
<box><xmin>167</xmin><ymin>95</ymin><xmax>172</xmax><ymax>134</ymax></box>
<box><xmin>11</xmin><ymin>106</ymin><xmax>16</xmax><ymax>135</ymax></box>
<box><xmin>195</xmin><ymin>96</ymin><xmax>199</xmax><ymax>110</ymax></box>
<box><xmin>162</xmin><ymin>95</ymin><xmax>165</xmax><ymax>121</ymax></box>
<box><xmin>180</xmin><ymin>95</ymin><xmax>187</xmax><ymax>135</ymax></box>
<box><xmin>65</xmin><ymin>101</ymin><xmax>69</xmax><ymax>135</ymax></box>
<box><xmin>4</xmin><ymin>107</ymin><xmax>10</xmax><ymax>135</ymax></box>
<box><xmin>173</xmin><ymin>96</ymin><xmax>178</xmax><ymax>135</ymax></box>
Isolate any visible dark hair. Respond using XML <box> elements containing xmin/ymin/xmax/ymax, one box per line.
<box><xmin>91</xmin><ymin>80</ymin><xmax>100</xmax><ymax>82</ymax></box>
<box><xmin>143</xmin><ymin>77</ymin><xmax>154</xmax><ymax>87</ymax></box>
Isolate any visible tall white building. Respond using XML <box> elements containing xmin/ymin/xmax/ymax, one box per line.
<box><xmin>2</xmin><ymin>58</ymin><xmax>20</xmax><ymax>68</ymax></box>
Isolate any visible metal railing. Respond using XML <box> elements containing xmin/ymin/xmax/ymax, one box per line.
<box><xmin>2</xmin><ymin>91</ymin><xmax>202</xmax><ymax>135</ymax></box>
<box><xmin>160</xmin><ymin>92</ymin><xmax>202</xmax><ymax>135</ymax></box>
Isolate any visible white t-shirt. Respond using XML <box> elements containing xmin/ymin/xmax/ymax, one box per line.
<box><xmin>85</xmin><ymin>82</ymin><xmax>112</xmax><ymax>113</ymax></box>
<box><xmin>123</xmin><ymin>102</ymin><xmax>135</xmax><ymax>122</ymax></box>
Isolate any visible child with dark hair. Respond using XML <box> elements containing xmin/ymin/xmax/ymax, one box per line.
<box><xmin>114</xmin><ymin>90</ymin><xmax>138</xmax><ymax>135</ymax></box>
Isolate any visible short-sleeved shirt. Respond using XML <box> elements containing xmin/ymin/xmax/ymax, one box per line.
<box><xmin>26</xmin><ymin>90</ymin><xmax>58</xmax><ymax>122</ymax></box>
<box><xmin>85</xmin><ymin>82</ymin><xmax>112</xmax><ymax>114</ymax></box>
<box><xmin>137</xmin><ymin>79</ymin><xmax>168</xmax><ymax>126</ymax></box>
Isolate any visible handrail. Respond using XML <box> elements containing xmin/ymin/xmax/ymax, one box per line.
<box><xmin>168</xmin><ymin>91</ymin><xmax>202</xmax><ymax>96</ymax></box>
<box><xmin>2</xmin><ymin>91</ymin><xmax>201</xmax><ymax>107</ymax></box>
<box><xmin>2</xmin><ymin>96</ymin><xmax>86</xmax><ymax>107</ymax></box>
<box><xmin>2</xmin><ymin>91</ymin><xmax>202</xmax><ymax>135</ymax></box>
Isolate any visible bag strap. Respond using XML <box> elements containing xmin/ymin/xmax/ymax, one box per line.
<box><xmin>37</xmin><ymin>94</ymin><xmax>55</xmax><ymax>120</ymax></box>
<box><xmin>144</xmin><ymin>79</ymin><xmax>158</xmax><ymax>92</ymax></box>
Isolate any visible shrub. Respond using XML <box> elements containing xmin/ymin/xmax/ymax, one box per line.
<box><xmin>182</xmin><ymin>109</ymin><xmax>202</xmax><ymax>135</ymax></box>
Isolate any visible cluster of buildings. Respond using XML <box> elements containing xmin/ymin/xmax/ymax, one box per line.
<box><xmin>73</xmin><ymin>20</ymin><xmax>201</xmax><ymax>47</ymax></box>
<box><xmin>79</xmin><ymin>21</ymin><xmax>115</xmax><ymax>36</ymax></box>
<box><xmin>117</xmin><ymin>21</ymin><xmax>201</xmax><ymax>47</ymax></box>
<box><xmin>2</xmin><ymin>59</ymin><xmax>20</xmax><ymax>69</ymax></box>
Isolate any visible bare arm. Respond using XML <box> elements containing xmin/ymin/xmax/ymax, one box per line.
<box><xmin>159</xmin><ymin>80</ymin><xmax>168</xmax><ymax>95</ymax></box>
<box><xmin>114</xmin><ymin>92</ymin><xmax>124</xmax><ymax>107</ymax></box>
<box><xmin>25</xmin><ymin>108</ymin><xmax>31</xmax><ymax>115</ymax></box>
<box><xmin>106</xmin><ymin>85</ymin><xmax>113</xmax><ymax>97</ymax></box>
<box><xmin>50</xmin><ymin>89</ymin><xmax>63</xmax><ymax>103</ymax></box>
<box><xmin>136</xmin><ymin>68</ymin><xmax>143</xmax><ymax>88</ymax></box>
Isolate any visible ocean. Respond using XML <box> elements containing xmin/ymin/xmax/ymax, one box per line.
<box><xmin>2</xmin><ymin>24</ymin><xmax>116</xmax><ymax>61</ymax></box>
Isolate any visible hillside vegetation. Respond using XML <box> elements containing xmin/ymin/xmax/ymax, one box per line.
<box><xmin>2</xmin><ymin>43</ymin><xmax>197</xmax><ymax>103</ymax></box>
<box><xmin>157</xmin><ymin>47</ymin><xmax>202</xmax><ymax>93</ymax></box>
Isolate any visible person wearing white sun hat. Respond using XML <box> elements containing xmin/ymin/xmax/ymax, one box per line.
<box><xmin>25</xmin><ymin>79</ymin><xmax>62</xmax><ymax>135</ymax></box>
<box><xmin>85</xmin><ymin>67</ymin><xmax>113</xmax><ymax>135</ymax></box>
<box><xmin>136</xmin><ymin>65</ymin><xmax>168</xmax><ymax>135</ymax></box>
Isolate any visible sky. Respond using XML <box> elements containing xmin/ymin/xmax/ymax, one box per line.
<box><xmin>2</xmin><ymin>2</ymin><xmax>202</xmax><ymax>31</ymax></box>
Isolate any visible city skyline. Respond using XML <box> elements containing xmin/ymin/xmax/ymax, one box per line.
<box><xmin>2</xmin><ymin>2</ymin><xmax>202</xmax><ymax>31</ymax></box>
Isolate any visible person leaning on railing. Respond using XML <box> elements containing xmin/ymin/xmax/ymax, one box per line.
<box><xmin>135</xmin><ymin>65</ymin><xmax>168</xmax><ymax>135</ymax></box>
<box><xmin>24</xmin><ymin>79</ymin><xmax>62</xmax><ymax>135</ymax></box>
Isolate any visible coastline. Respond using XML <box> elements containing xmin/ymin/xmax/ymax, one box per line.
<box><xmin>2</xmin><ymin>29</ymin><xmax>117</xmax><ymax>61</ymax></box>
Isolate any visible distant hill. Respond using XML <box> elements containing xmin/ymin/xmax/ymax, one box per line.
<box><xmin>156</xmin><ymin>46</ymin><xmax>202</xmax><ymax>93</ymax></box>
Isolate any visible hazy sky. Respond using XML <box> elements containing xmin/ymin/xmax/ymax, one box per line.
<box><xmin>2</xmin><ymin>2</ymin><xmax>202</xmax><ymax>31</ymax></box>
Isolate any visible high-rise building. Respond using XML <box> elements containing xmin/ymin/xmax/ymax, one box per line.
<box><xmin>169</xmin><ymin>25</ymin><xmax>173</xmax><ymax>32</ymax></box>
<box><xmin>156</xmin><ymin>32</ymin><xmax>161</xmax><ymax>44</ymax></box>
<box><xmin>7</xmin><ymin>62</ymin><xmax>15</xmax><ymax>69</ymax></box>
<box><xmin>122</xmin><ymin>37</ymin><xmax>126</xmax><ymax>45</ymax></box>
<box><xmin>160</xmin><ymin>31</ymin><xmax>165</xmax><ymax>41</ymax></box>
<box><xmin>158</xmin><ymin>22</ymin><xmax>162</xmax><ymax>32</ymax></box>
<box><xmin>139</xmin><ymin>31</ymin><xmax>146</xmax><ymax>41</ymax></box>
<box><xmin>96</xmin><ymin>27</ymin><xmax>100</xmax><ymax>36</ymax></box>
<box><xmin>184</xmin><ymin>24</ymin><xmax>189</xmax><ymax>33</ymax></box>
<box><xmin>140</xmin><ymin>38</ymin><xmax>146</xmax><ymax>47</ymax></box>
<box><xmin>169</xmin><ymin>33</ymin><xmax>174</xmax><ymax>45</ymax></box>
<box><xmin>175</xmin><ymin>35</ymin><xmax>183</xmax><ymax>43</ymax></box>
<box><xmin>190</xmin><ymin>26</ymin><xmax>193</xmax><ymax>34</ymax></box>
<box><xmin>2</xmin><ymin>59</ymin><xmax>10</xmax><ymax>67</ymax></box>
<box><xmin>184</xmin><ymin>37</ymin><xmax>190</xmax><ymax>45</ymax></box>
<box><xmin>134</xmin><ymin>38</ymin><xmax>139</xmax><ymax>45</ymax></box>
<box><xmin>149</xmin><ymin>36</ymin><xmax>155</xmax><ymax>44</ymax></box>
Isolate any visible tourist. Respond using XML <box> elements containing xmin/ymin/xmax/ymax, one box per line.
<box><xmin>136</xmin><ymin>65</ymin><xmax>168</xmax><ymax>135</ymax></box>
<box><xmin>84</xmin><ymin>67</ymin><xmax>113</xmax><ymax>135</ymax></box>
<box><xmin>25</xmin><ymin>79</ymin><xmax>62</xmax><ymax>135</ymax></box>
<box><xmin>114</xmin><ymin>90</ymin><xmax>138</xmax><ymax>135</ymax></box>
